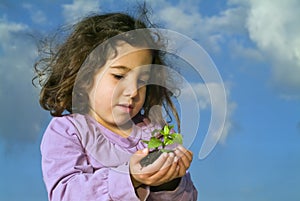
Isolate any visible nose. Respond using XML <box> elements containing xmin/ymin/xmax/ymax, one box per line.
<box><xmin>123</xmin><ymin>79</ymin><xmax>138</xmax><ymax>98</ymax></box>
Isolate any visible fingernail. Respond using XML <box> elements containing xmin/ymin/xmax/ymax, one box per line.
<box><xmin>142</xmin><ymin>148</ymin><xmax>148</xmax><ymax>154</ymax></box>
<box><xmin>162</xmin><ymin>152</ymin><xmax>168</xmax><ymax>157</ymax></box>
<box><xmin>174</xmin><ymin>156</ymin><xmax>178</xmax><ymax>163</ymax></box>
<box><xmin>177</xmin><ymin>145</ymin><xmax>183</xmax><ymax>149</ymax></box>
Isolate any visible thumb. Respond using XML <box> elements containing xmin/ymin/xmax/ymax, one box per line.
<box><xmin>131</xmin><ymin>148</ymin><xmax>149</xmax><ymax>164</ymax></box>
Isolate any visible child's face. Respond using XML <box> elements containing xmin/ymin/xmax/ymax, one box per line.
<box><xmin>88</xmin><ymin>44</ymin><xmax>152</xmax><ymax>135</ymax></box>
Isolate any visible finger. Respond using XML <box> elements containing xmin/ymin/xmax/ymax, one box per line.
<box><xmin>160</xmin><ymin>154</ymin><xmax>180</xmax><ymax>181</ymax></box>
<box><xmin>177</xmin><ymin>159</ymin><xmax>188</xmax><ymax>176</ymax></box>
<box><xmin>132</xmin><ymin>148</ymin><xmax>149</xmax><ymax>163</ymax></box>
<box><xmin>159</xmin><ymin>152</ymin><xmax>175</xmax><ymax>170</ymax></box>
<box><xmin>141</xmin><ymin>152</ymin><xmax>168</xmax><ymax>175</ymax></box>
<box><xmin>175</xmin><ymin>148</ymin><xmax>192</xmax><ymax>170</ymax></box>
<box><xmin>155</xmin><ymin>163</ymin><xmax>179</xmax><ymax>185</ymax></box>
<box><xmin>176</xmin><ymin>145</ymin><xmax>193</xmax><ymax>161</ymax></box>
<box><xmin>175</xmin><ymin>151</ymin><xmax>192</xmax><ymax>176</ymax></box>
<box><xmin>178</xmin><ymin>155</ymin><xmax>191</xmax><ymax>171</ymax></box>
<box><xmin>130</xmin><ymin>149</ymin><xmax>149</xmax><ymax>174</ymax></box>
<box><xmin>175</xmin><ymin>146</ymin><xmax>193</xmax><ymax>164</ymax></box>
<box><xmin>148</xmin><ymin>153</ymin><xmax>178</xmax><ymax>184</ymax></box>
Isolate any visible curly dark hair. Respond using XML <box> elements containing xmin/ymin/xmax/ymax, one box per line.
<box><xmin>33</xmin><ymin>11</ymin><xmax>181</xmax><ymax>131</ymax></box>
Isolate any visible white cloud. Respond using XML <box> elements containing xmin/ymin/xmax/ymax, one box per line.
<box><xmin>229</xmin><ymin>39</ymin><xmax>264</xmax><ymax>61</ymax></box>
<box><xmin>245</xmin><ymin>0</ymin><xmax>300</xmax><ymax>99</ymax></box>
<box><xmin>0</xmin><ymin>17</ymin><xmax>48</xmax><ymax>145</ymax></box>
<box><xmin>150</xmin><ymin>0</ymin><xmax>248</xmax><ymax>52</ymax></box>
<box><xmin>22</xmin><ymin>3</ymin><xmax>47</xmax><ymax>25</ymax></box>
<box><xmin>151</xmin><ymin>0</ymin><xmax>300</xmax><ymax>99</ymax></box>
<box><xmin>202</xmin><ymin>6</ymin><xmax>247</xmax><ymax>35</ymax></box>
<box><xmin>157</xmin><ymin>6</ymin><xmax>202</xmax><ymax>36</ymax></box>
<box><xmin>62</xmin><ymin>0</ymin><xmax>101</xmax><ymax>23</ymax></box>
<box><xmin>0</xmin><ymin>17</ymin><xmax>28</xmax><ymax>45</ymax></box>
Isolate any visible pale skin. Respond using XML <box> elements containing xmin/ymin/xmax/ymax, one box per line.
<box><xmin>130</xmin><ymin>145</ymin><xmax>193</xmax><ymax>188</ymax></box>
<box><xmin>88</xmin><ymin>43</ymin><xmax>193</xmax><ymax>189</ymax></box>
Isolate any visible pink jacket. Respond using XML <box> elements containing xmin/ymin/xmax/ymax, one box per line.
<box><xmin>41</xmin><ymin>114</ymin><xmax>198</xmax><ymax>201</ymax></box>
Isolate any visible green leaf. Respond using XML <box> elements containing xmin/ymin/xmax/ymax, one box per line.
<box><xmin>151</xmin><ymin>129</ymin><xmax>160</xmax><ymax>136</ymax></box>
<box><xmin>172</xmin><ymin>133</ymin><xmax>183</xmax><ymax>144</ymax></box>
<box><xmin>164</xmin><ymin>138</ymin><xmax>173</xmax><ymax>146</ymax></box>
<box><xmin>144</xmin><ymin>124</ymin><xmax>183</xmax><ymax>150</ymax></box>
<box><xmin>163</xmin><ymin>125</ymin><xmax>170</xmax><ymax>134</ymax></box>
<box><xmin>148</xmin><ymin>137</ymin><xmax>163</xmax><ymax>149</ymax></box>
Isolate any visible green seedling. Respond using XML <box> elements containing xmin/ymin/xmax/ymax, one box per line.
<box><xmin>142</xmin><ymin>125</ymin><xmax>183</xmax><ymax>152</ymax></box>
<box><xmin>140</xmin><ymin>125</ymin><xmax>183</xmax><ymax>167</ymax></box>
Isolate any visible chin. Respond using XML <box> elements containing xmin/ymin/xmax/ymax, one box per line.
<box><xmin>113</xmin><ymin>118</ymin><xmax>133</xmax><ymax>127</ymax></box>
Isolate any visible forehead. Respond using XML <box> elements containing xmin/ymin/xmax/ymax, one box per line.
<box><xmin>108</xmin><ymin>42</ymin><xmax>153</xmax><ymax>69</ymax></box>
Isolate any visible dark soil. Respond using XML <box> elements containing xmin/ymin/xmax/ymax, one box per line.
<box><xmin>140</xmin><ymin>150</ymin><xmax>163</xmax><ymax>167</ymax></box>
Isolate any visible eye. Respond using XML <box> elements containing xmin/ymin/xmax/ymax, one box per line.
<box><xmin>112</xmin><ymin>74</ymin><xmax>124</xmax><ymax>80</ymax></box>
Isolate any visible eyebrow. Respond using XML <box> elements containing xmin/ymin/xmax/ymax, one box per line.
<box><xmin>110</xmin><ymin>65</ymin><xmax>130</xmax><ymax>71</ymax></box>
<box><xmin>110</xmin><ymin>65</ymin><xmax>151</xmax><ymax>75</ymax></box>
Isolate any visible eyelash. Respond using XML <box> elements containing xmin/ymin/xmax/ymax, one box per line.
<box><xmin>113</xmin><ymin>74</ymin><xmax>124</xmax><ymax>80</ymax></box>
<box><xmin>112</xmin><ymin>74</ymin><xmax>148</xmax><ymax>85</ymax></box>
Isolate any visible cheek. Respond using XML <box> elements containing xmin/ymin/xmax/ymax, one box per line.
<box><xmin>95</xmin><ymin>86</ymin><xmax>114</xmax><ymax>103</ymax></box>
<box><xmin>90</xmin><ymin>82</ymin><xmax>112</xmax><ymax>106</ymax></box>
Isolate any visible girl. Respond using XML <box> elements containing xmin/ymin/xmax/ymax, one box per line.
<box><xmin>34</xmin><ymin>11</ymin><xmax>197</xmax><ymax>201</ymax></box>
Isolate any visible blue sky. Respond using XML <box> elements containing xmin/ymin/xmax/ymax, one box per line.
<box><xmin>1</xmin><ymin>0</ymin><xmax>300</xmax><ymax>200</ymax></box>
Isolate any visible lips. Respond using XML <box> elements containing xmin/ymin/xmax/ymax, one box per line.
<box><xmin>117</xmin><ymin>103</ymin><xmax>134</xmax><ymax>113</ymax></box>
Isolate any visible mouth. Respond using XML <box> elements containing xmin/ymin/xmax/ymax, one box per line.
<box><xmin>117</xmin><ymin>104</ymin><xmax>134</xmax><ymax>113</ymax></box>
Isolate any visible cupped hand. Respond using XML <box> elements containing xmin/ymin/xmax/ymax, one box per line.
<box><xmin>129</xmin><ymin>146</ymin><xmax>193</xmax><ymax>188</ymax></box>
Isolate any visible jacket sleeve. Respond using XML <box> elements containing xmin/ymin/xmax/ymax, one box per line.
<box><xmin>41</xmin><ymin>118</ymin><xmax>140</xmax><ymax>201</ymax></box>
<box><xmin>147</xmin><ymin>172</ymin><xmax>198</xmax><ymax>201</ymax></box>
